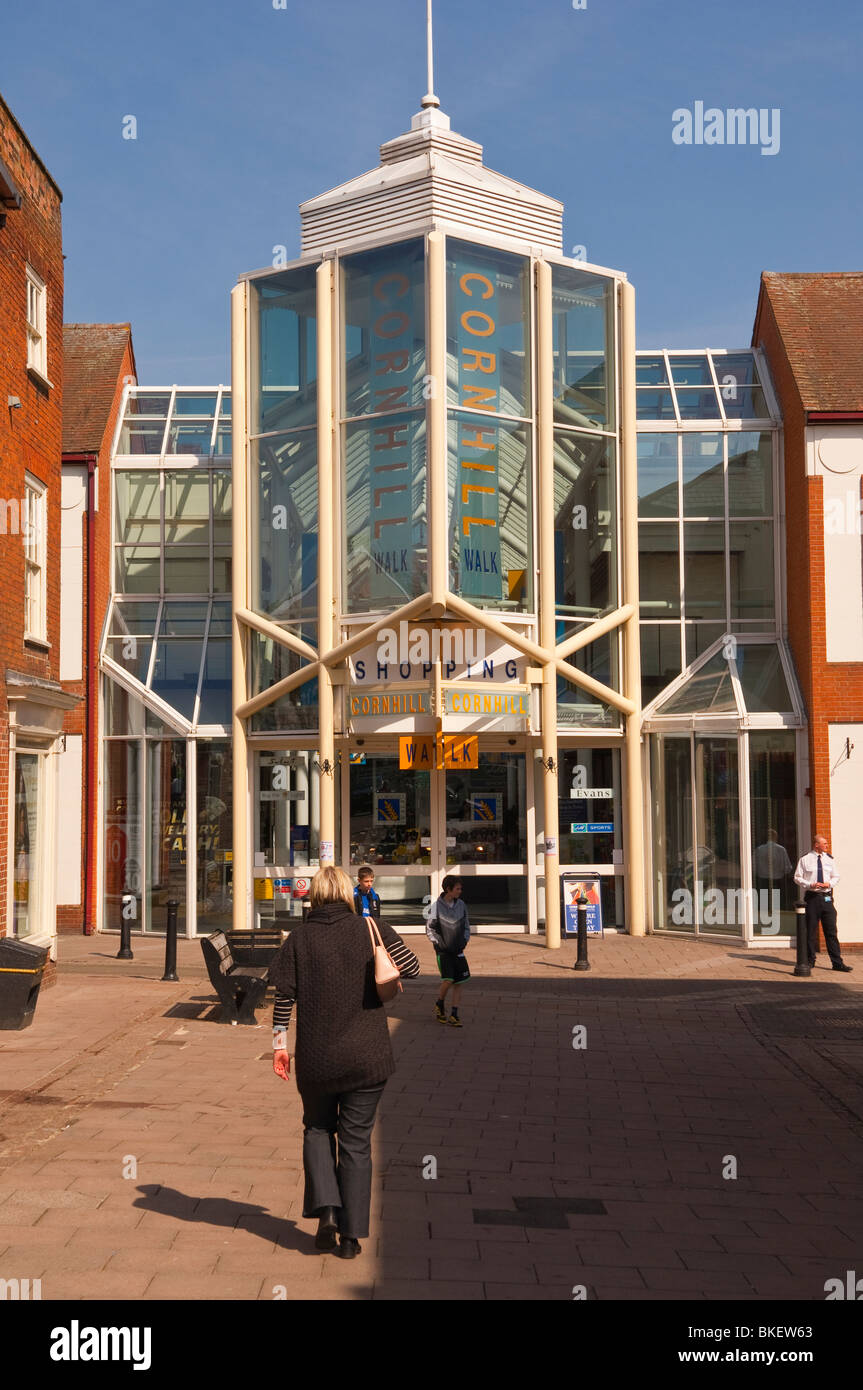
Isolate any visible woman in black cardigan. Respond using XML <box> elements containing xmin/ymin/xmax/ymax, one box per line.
<box><xmin>270</xmin><ymin>866</ymin><xmax>420</xmax><ymax>1259</ymax></box>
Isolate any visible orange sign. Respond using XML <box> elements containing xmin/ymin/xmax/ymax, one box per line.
<box><xmin>398</xmin><ymin>735</ymin><xmax>478</xmax><ymax>770</ymax></box>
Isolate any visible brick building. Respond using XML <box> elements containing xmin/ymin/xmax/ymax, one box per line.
<box><xmin>754</xmin><ymin>272</ymin><xmax>863</xmax><ymax>945</ymax></box>
<box><xmin>0</xmin><ymin>92</ymin><xmax>77</xmax><ymax>951</ymax></box>
<box><xmin>59</xmin><ymin>324</ymin><xmax>136</xmax><ymax>934</ymax></box>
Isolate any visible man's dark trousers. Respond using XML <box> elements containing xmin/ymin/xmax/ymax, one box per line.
<box><xmin>299</xmin><ymin>1083</ymin><xmax>386</xmax><ymax>1238</ymax></box>
<box><xmin>804</xmin><ymin>890</ymin><xmax>842</xmax><ymax>967</ymax></box>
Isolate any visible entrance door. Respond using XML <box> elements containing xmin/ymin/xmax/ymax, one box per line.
<box><xmin>344</xmin><ymin>745</ymin><xmax>529</xmax><ymax>930</ymax></box>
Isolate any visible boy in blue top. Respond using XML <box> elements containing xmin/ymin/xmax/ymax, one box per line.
<box><xmin>354</xmin><ymin>865</ymin><xmax>382</xmax><ymax>921</ymax></box>
<box><xmin>426</xmin><ymin>876</ymin><xmax>470</xmax><ymax>1028</ymax></box>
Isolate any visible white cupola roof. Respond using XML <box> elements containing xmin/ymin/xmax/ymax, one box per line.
<box><xmin>299</xmin><ymin>103</ymin><xmax>563</xmax><ymax>257</ymax></box>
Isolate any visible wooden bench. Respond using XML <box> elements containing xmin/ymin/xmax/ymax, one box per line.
<box><xmin>200</xmin><ymin>932</ymin><xmax>271</xmax><ymax>1025</ymax></box>
<box><xmin>225</xmin><ymin>927</ymin><xmax>287</xmax><ymax>969</ymax></box>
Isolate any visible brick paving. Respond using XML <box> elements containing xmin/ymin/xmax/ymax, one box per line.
<box><xmin>0</xmin><ymin>931</ymin><xmax>861</xmax><ymax>1300</ymax></box>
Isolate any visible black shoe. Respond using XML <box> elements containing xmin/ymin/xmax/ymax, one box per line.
<box><xmin>336</xmin><ymin>1236</ymin><xmax>362</xmax><ymax>1259</ymax></box>
<box><xmin>832</xmin><ymin>963</ymin><xmax>853</xmax><ymax>972</ymax></box>
<box><xmin>315</xmin><ymin>1206</ymin><xmax>339</xmax><ymax>1250</ymax></box>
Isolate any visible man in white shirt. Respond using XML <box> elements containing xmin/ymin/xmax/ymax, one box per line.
<box><xmin>793</xmin><ymin>834</ymin><xmax>852</xmax><ymax>972</ymax></box>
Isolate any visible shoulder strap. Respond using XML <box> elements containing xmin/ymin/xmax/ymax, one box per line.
<box><xmin>367</xmin><ymin>916</ymin><xmax>385</xmax><ymax>950</ymax></box>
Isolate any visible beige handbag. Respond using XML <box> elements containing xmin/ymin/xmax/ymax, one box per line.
<box><xmin>366</xmin><ymin>916</ymin><xmax>403</xmax><ymax>1002</ymax></box>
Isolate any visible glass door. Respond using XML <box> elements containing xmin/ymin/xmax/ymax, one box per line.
<box><xmin>443</xmin><ymin>751</ymin><xmax>528</xmax><ymax>928</ymax></box>
<box><xmin>347</xmin><ymin>752</ymin><xmax>432</xmax><ymax>931</ymax></box>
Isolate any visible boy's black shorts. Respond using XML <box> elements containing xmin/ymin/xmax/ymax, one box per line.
<box><xmin>436</xmin><ymin>950</ymin><xmax>470</xmax><ymax>984</ymax></box>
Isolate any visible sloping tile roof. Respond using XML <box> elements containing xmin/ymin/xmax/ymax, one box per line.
<box><xmin>63</xmin><ymin>323</ymin><xmax>135</xmax><ymax>453</ymax></box>
<box><xmin>757</xmin><ymin>272</ymin><xmax>863</xmax><ymax>411</ymax></box>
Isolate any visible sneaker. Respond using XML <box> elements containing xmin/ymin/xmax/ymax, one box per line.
<box><xmin>434</xmin><ymin>1002</ymin><xmax>447</xmax><ymax>1023</ymax></box>
<box><xmin>447</xmin><ymin>1014</ymin><xmax>463</xmax><ymax>1028</ymax></box>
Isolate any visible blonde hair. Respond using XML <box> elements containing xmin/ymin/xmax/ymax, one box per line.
<box><xmin>309</xmin><ymin>865</ymin><xmax>355</xmax><ymax>909</ymax></box>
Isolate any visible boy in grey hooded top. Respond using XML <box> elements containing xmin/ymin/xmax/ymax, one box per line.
<box><xmin>426</xmin><ymin>876</ymin><xmax>470</xmax><ymax>1027</ymax></box>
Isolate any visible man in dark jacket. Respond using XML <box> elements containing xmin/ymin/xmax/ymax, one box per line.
<box><xmin>426</xmin><ymin>876</ymin><xmax>470</xmax><ymax>1028</ymax></box>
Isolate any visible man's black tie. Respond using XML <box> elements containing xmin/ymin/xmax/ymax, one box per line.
<box><xmin>817</xmin><ymin>854</ymin><xmax>824</xmax><ymax>887</ymax></box>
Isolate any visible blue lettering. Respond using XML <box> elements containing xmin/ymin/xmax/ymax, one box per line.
<box><xmin>445</xmin><ymin>661</ymin><xmax>456</xmax><ymax>679</ymax></box>
<box><xmin>355</xmin><ymin>660</ymin><xmax>366</xmax><ymax>679</ymax></box>
<box><xmin>399</xmin><ymin>662</ymin><xmax>411</xmax><ymax>679</ymax></box>
<box><xmin>505</xmin><ymin>659</ymin><xmax>517</xmax><ymax>679</ymax></box>
<box><xmin>483</xmin><ymin>659</ymin><xmax>494</xmax><ymax>679</ymax></box>
<box><xmin>377</xmin><ymin>662</ymin><xmax>388</xmax><ymax>679</ymax></box>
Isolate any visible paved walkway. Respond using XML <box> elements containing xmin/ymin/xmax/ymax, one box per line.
<box><xmin>1</xmin><ymin>932</ymin><xmax>861</xmax><ymax>1300</ymax></box>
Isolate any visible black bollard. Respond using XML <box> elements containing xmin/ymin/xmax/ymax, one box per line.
<box><xmin>162</xmin><ymin>899</ymin><xmax>180</xmax><ymax>981</ymax></box>
<box><xmin>573</xmin><ymin>897</ymin><xmax>591</xmax><ymax>972</ymax></box>
<box><xmin>116</xmin><ymin>897</ymin><xmax>134</xmax><ymax>960</ymax></box>
<box><xmin>793</xmin><ymin>898</ymin><xmax>811</xmax><ymax>977</ymax></box>
<box><xmin>301</xmin><ymin>898</ymin><xmax>311</xmax><ymax>922</ymax></box>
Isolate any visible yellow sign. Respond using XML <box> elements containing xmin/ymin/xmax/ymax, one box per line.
<box><xmin>442</xmin><ymin>686</ymin><xmax>529</xmax><ymax>717</ymax></box>
<box><xmin>399</xmin><ymin>735</ymin><xmax>479</xmax><ymax>770</ymax></box>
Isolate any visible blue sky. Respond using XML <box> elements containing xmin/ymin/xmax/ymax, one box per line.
<box><xmin>2</xmin><ymin>0</ymin><xmax>861</xmax><ymax>383</ymax></box>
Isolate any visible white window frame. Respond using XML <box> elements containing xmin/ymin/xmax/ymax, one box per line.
<box><xmin>23</xmin><ymin>473</ymin><xmax>47</xmax><ymax>642</ymax></box>
<box><xmin>26</xmin><ymin>264</ymin><xmax>48</xmax><ymax>380</ymax></box>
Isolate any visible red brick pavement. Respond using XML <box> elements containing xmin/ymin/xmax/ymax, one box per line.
<box><xmin>0</xmin><ymin>932</ymin><xmax>861</xmax><ymax>1300</ymax></box>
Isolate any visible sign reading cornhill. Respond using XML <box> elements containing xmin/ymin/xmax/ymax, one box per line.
<box><xmin>454</xmin><ymin>253</ymin><xmax>503</xmax><ymax>600</ymax></box>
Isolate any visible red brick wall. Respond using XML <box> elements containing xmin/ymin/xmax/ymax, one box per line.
<box><xmin>755</xmin><ymin>282</ymin><xmax>863</xmax><ymax>848</ymax></box>
<box><xmin>0</xmin><ymin>95</ymin><xmax>63</xmax><ymax>938</ymax></box>
<box><xmin>57</xmin><ymin>340</ymin><xmax>134</xmax><ymax>932</ymax></box>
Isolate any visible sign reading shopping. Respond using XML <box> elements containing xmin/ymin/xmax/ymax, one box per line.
<box><xmin>455</xmin><ymin>253</ymin><xmax>503</xmax><ymax>599</ymax></box>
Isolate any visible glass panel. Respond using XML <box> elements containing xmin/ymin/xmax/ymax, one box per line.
<box><xmin>145</xmin><ymin>740</ymin><xmax>188</xmax><ymax>933</ymax></box>
<box><xmin>675</xmin><ymin>387</ymin><xmax>722</xmax><ymax>420</ymax></box>
<box><xmin>255</xmin><ymin>265</ymin><xmax>317</xmax><ymax>433</ymax></box>
<box><xmin>668</xmin><ymin>355</ymin><xmax>713</xmax><ymax>386</ymax></box>
<box><xmin>640</xmin><ymin>624</ymin><xmax>681</xmax><ymax>705</ymax></box>
<box><xmin>558</xmin><ymin>748</ymin><xmax>620</xmax><ymax>865</ymax></box>
<box><xmin>638</xmin><ymin>434</ymin><xmax>678</xmax><ymax>518</ymax></box>
<box><xmin>116</xmin><ymin>548</ymin><xmax>161</xmax><ymax>594</ymax></box>
<box><xmin>636</xmin><ymin>356</ymin><xmax>669</xmax><ymax>386</ymax></box>
<box><xmin>729</xmin><ymin>521</ymin><xmax>774</xmax><ymax>621</ymax></box>
<box><xmin>165</xmin><ymin>471</ymin><xmax>211</xmax><ymax>544</ymax></box>
<box><xmin>722</xmin><ymin>385</ymin><xmax>768</xmax><ymax>420</ymax></box>
<box><xmin>106</xmin><ymin>601</ymin><xmax>159</xmax><ymax>683</ymax></box>
<box><xmin>556</xmin><ymin>631</ymin><xmax>619</xmax><ymax>728</ymax></box>
<box><xmin>115</xmin><ymin>472</ymin><xmax>161</xmax><ymax>545</ymax></box>
<box><xmin>349</xmin><ymin>755</ymin><xmax>430</xmax><ymax>866</ymax></box>
<box><xmin>639</xmin><ymin>522</ymin><xmax>680</xmax><ymax>618</ymax></box>
<box><xmin>117</xmin><ymin>421</ymin><xmax>167</xmax><ymax>454</ymax></box>
<box><xmin>343</xmin><ymin>239</ymin><xmax>426</xmax><ymax>418</ymax></box>
<box><xmin>728</xmin><ymin>432</ymin><xmax>773</xmax><ymax>516</ymax></box>
<box><xmin>214</xmin><ymin>424</ymin><xmax>232</xmax><ymax>456</ymax></box>
<box><xmin>446</xmin><ymin>237</ymin><xmax>530</xmax><ymax>419</ymax></box>
<box><xmin>714</xmin><ymin>354</ymin><xmax>769</xmax><ymax>419</ymax></box>
<box><xmin>682</xmin><ymin>434</ymin><xmax>723</xmax><ymax>516</ymax></box>
<box><xmin>165</xmin><ymin>423</ymin><xmax>213</xmax><ymax>457</ymax></box>
<box><xmin>694</xmin><ymin>736</ymin><xmax>741</xmax><ymax>936</ymax></box>
<box><xmin>172</xmin><ymin>393</ymin><xmax>218</xmax><ymax>416</ymax></box>
<box><xmin>197</xmin><ymin>638</ymin><xmax>231</xmax><ymax>726</ymax></box>
<box><xmin>551</xmin><ymin>264</ymin><xmax>614</xmax><ymax>430</ymax></box>
<box><xmin>212</xmin><ymin>471</ymin><xmax>232</xmax><ymax>543</ymax></box>
<box><xmin>150</xmin><ymin>603</ymin><xmax>208</xmax><ymax>719</ymax></box>
<box><xmin>163</xmin><ymin>549</ymin><xmax>210</xmax><ymax>594</ymax></box>
<box><xmin>196</xmin><ymin>740</ymin><xmax>232</xmax><ymax>933</ymax></box>
<box><xmin>248</xmin><ymin>631</ymin><xmax>318</xmax><ymax>733</ymax></box>
<box><xmin>12</xmin><ymin>752</ymin><xmax>40</xmax><ymax>936</ymax></box>
<box><xmin>651</xmin><ymin>735</ymin><xmax>694</xmax><ymax>932</ymax></box>
<box><xmin>254</xmin><ymin>752</ymin><xmax>333</xmax><ymax>886</ymax></box>
<box><xmin>125</xmin><ymin>393</ymin><xmax>171</xmax><ymax>417</ymax></box>
<box><xmin>635</xmin><ymin>389</ymin><xmax>676</xmax><ymax>420</ymax></box>
<box><xmin>104</xmin><ymin>677</ymin><xmax>147</xmax><ymax>736</ymax></box>
<box><xmin>104</xmin><ymin>740</ymin><xmax>142</xmax><ymax>932</ymax></box>
<box><xmin>750</xmin><ymin>731</ymin><xmax>797</xmax><ymax>934</ymax></box>
<box><xmin>735</xmin><ymin>644</ymin><xmax>792</xmax><ymax>714</ymax></box>
<box><xmin>554</xmin><ymin>432</ymin><xmax>615</xmax><ymax>617</ymax></box>
<box><xmin>445</xmin><ymin>753</ymin><xmax>526</xmax><ymax>866</ymax></box>
<box><xmin>684</xmin><ymin>522</ymin><xmax>726</xmax><ymax>620</ymax></box>
<box><xmin>219</xmin><ymin>394</ymin><xmax>232</xmax><ymax>417</ymax></box>
<box><xmin>209</xmin><ymin>602</ymin><xmax>232</xmax><ymax>636</ymax></box>
<box><xmin>253</xmin><ymin>430</ymin><xmax>318</xmax><ymax>620</ymax></box>
<box><xmin>660</xmin><ymin>652</ymin><xmax>736</xmax><ymax>714</ymax></box>
<box><xmin>449</xmin><ymin>414</ymin><xmax>532</xmax><ymax>610</ymax></box>
<box><xmin>345</xmin><ymin>412</ymin><xmax>426</xmax><ymax>611</ymax></box>
<box><xmin>685</xmin><ymin>622</ymin><xmax>724</xmax><ymax>667</ymax></box>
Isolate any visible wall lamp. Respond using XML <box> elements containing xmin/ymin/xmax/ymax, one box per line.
<box><xmin>7</xmin><ymin>396</ymin><xmax>22</xmax><ymax>409</ymax></box>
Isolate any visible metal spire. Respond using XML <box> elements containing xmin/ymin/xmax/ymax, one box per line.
<box><xmin>421</xmin><ymin>0</ymin><xmax>440</xmax><ymax>108</ymax></box>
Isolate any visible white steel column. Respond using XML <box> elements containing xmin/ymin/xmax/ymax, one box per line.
<box><xmin>316</xmin><ymin>259</ymin><xmax>336</xmax><ymax>864</ymax></box>
<box><xmin>185</xmin><ymin>738</ymin><xmax>196</xmax><ymax>937</ymax></box>
<box><xmin>231</xmin><ymin>281</ymin><xmax>251</xmax><ymax>931</ymax></box>
<box><xmin>620</xmin><ymin>281</ymin><xmax>646</xmax><ymax>935</ymax></box>
<box><xmin>536</xmin><ymin>260</ymin><xmax>560</xmax><ymax>949</ymax></box>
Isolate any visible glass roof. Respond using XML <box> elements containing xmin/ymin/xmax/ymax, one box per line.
<box><xmin>102</xmin><ymin>596</ymin><xmax>231</xmax><ymax>730</ymax></box>
<box><xmin>635</xmin><ymin>352</ymin><xmax>774</xmax><ymax>425</ymax></box>
<box><xmin>117</xmin><ymin>387</ymin><xmax>231</xmax><ymax>459</ymax></box>
<box><xmin>646</xmin><ymin>641</ymin><xmax>799</xmax><ymax>721</ymax></box>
